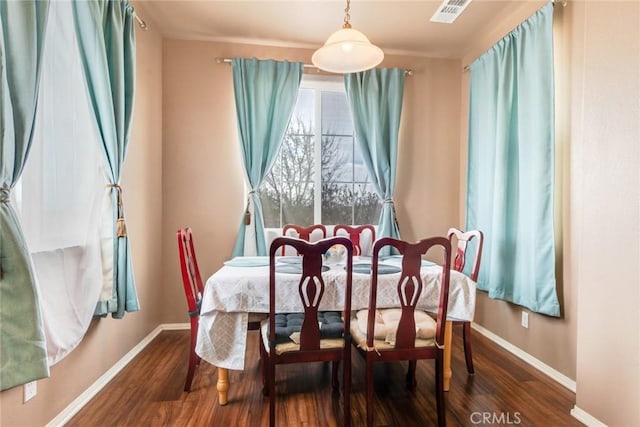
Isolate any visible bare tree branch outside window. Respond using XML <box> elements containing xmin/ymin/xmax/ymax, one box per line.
<box><xmin>260</xmin><ymin>102</ymin><xmax>381</xmax><ymax>228</ymax></box>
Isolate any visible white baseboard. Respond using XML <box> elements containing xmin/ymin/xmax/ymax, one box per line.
<box><xmin>46</xmin><ymin>323</ymin><xmax>190</xmax><ymax>427</ymax></box>
<box><xmin>161</xmin><ymin>323</ymin><xmax>191</xmax><ymax>331</ymax></box>
<box><xmin>471</xmin><ymin>323</ymin><xmax>577</xmax><ymax>392</ymax></box>
<box><xmin>571</xmin><ymin>405</ymin><xmax>608</xmax><ymax>427</ymax></box>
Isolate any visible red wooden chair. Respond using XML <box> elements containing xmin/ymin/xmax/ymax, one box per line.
<box><xmin>351</xmin><ymin>237</ymin><xmax>452</xmax><ymax>427</ymax></box>
<box><xmin>447</xmin><ymin>227</ymin><xmax>484</xmax><ymax>375</ymax></box>
<box><xmin>177</xmin><ymin>227</ymin><xmax>266</xmax><ymax>392</ymax></box>
<box><xmin>176</xmin><ymin>227</ymin><xmax>205</xmax><ymax>392</ymax></box>
<box><xmin>281</xmin><ymin>224</ymin><xmax>327</xmax><ymax>255</ymax></box>
<box><xmin>260</xmin><ymin>236</ymin><xmax>354</xmax><ymax>427</ymax></box>
<box><xmin>333</xmin><ymin>224</ymin><xmax>376</xmax><ymax>256</ymax></box>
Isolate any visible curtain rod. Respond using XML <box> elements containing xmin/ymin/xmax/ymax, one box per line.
<box><xmin>215</xmin><ymin>57</ymin><xmax>413</xmax><ymax>76</ymax></box>
<box><xmin>462</xmin><ymin>0</ymin><xmax>565</xmax><ymax>73</ymax></box>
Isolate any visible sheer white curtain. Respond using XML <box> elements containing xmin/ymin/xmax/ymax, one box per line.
<box><xmin>14</xmin><ymin>0</ymin><xmax>109</xmax><ymax>365</ymax></box>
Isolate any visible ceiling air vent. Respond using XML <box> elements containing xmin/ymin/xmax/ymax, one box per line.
<box><xmin>430</xmin><ymin>0</ymin><xmax>472</xmax><ymax>24</ymax></box>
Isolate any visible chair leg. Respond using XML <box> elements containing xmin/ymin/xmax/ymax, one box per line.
<box><xmin>435</xmin><ymin>353</ymin><xmax>446</xmax><ymax>427</ymax></box>
<box><xmin>260</xmin><ymin>339</ymin><xmax>268</xmax><ymax>396</ymax></box>
<box><xmin>268</xmin><ymin>360</ymin><xmax>276</xmax><ymax>427</ymax></box>
<box><xmin>184</xmin><ymin>354</ymin><xmax>197</xmax><ymax>392</ymax></box>
<box><xmin>462</xmin><ymin>321</ymin><xmax>475</xmax><ymax>374</ymax></box>
<box><xmin>406</xmin><ymin>360</ymin><xmax>417</xmax><ymax>390</ymax></box>
<box><xmin>331</xmin><ymin>360</ymin><xmax>340</xmax><ymax>390</ymax></box>
<box><xmin>184</xmin><ymin>320</ymin><xmax>199</xmax><ymax>392</ymax></box>
<box><xmin>366</xmin><ymin>357</ymin><xmax>375</xmax><ymax>427</ymax></box>
<box><xmin>343</xmin><ymin>346</ymin><xmax>351</xmax><ymax>427</ymax></box>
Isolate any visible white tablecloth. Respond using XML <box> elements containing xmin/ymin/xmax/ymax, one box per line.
<box><xmin>196</xmin><ymin>256</ymin><xmax>476</xmax><ymax>370</ymax></box>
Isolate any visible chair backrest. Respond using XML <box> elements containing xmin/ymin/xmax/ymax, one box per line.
<box><xmin>281</xmin><ymin>224</ymin><xmax>327</xmax><ymax>255</ymax></box>
<box><xmin>447</xmin><ymin>228</ymin><xmax>484</xmax><ymax>282</ymax></box>
<box><xmin>367</xmin><ymin>237</ymin><xmax>452</xmax><ymax>349</ymax></box>
<box><xmin>268</xmin><ymin>236</ymin><xmax>353</xmax><ymax>351</ymax></box>
<box><xmin>333</xmin><ymin>224</ymin><xmax>376</xmax><ymax>256</ymax></box>
<box><xmin>282</xmin><ymin>224</ymin><xmax>327</xmax><ymax>241</ymax></box>
<box><xmin>177</xmin><ymin>227</ymin><xmax>204</xmax><ymax>317</ymax></box>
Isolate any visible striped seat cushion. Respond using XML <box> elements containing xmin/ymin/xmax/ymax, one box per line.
<box><xmin>350</xmin><ymin>308</ymin><xmax>437</xmax><ymax>349</ymax></box>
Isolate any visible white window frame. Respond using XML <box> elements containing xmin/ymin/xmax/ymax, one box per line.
<box><xmin>307</xmin><ymin>75</ymin><xmax>349</xmax><ymax>224</ymax></box>
<box><xmin>263</xmin><ymin>74</ymin><xmax>379</xmax><ymax>230</ymax></box>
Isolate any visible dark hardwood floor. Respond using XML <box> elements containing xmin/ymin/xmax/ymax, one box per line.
<box><xmin>66</xmin><ymin>326</ymin><xmax>582</xmax><ymax>426</ymax></box>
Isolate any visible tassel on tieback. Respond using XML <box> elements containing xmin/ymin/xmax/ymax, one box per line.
<box><xmin>109</xmin><ymin>184</ymin><xmax>128</xmax><ymax>238</ymax></box>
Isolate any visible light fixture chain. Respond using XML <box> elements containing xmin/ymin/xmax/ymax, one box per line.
<box><xmin>343</xmin><ymin>0</ymin><xmax>351</xmax><ymax>28</ymax></box>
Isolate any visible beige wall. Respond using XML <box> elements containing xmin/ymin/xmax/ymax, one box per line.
<box><xmin>569</xmin><ymin>2</ymin><xmax>639</xmax><ymax>425</ymax></box>
<box><xmin>160</xmin><ymin>40</ymin><xmax>463</xmax><ymax>323</ymax></box>
<box><xmin>460</xmin><ymin>1</ymin><xmax>640</xmax><ymax>425</ymax></box>
<box><xmin>0</xmin><ymin>22</ymin><xmax>164</xmax><ymax>426</ymax></box>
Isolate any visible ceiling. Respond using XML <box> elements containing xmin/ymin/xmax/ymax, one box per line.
<box><xmin>135</xmin><ymin>0</ymin><xmax>547</xmax><ymax>59</ymax></box>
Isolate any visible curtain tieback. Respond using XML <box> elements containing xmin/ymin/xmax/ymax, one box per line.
<box><xmin>107</xmin><ymin>184</ymin><xmax>127</xmax><ymax>237</ymax></box>
<box><xmin>0</xmin><ymin>188</ymin><xmax>11</xmax><ymax>277</ymax></box>
<box><xmin>0</xmin><ymin>187</ymin><xmax>10</xmax><ymax>203</ymax></box>
<box><xmin>244</xmin><ymin>189</ymin><xmax>257</xmax><ymax>225</ymax></box>
<box><xmin>0</xmin><ymin>188</ymin><xmax>6</xmax><ymax>280</ymax></box>
<box><xmin>382</xmin><ymin>198</ymin><xmax>400</xmax><ymax>232</ymax></box>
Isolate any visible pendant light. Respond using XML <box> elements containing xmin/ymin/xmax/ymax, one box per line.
<box><xmin>312</xmin><ymin>0</ymin><xmax>384</xmax><ymax>74</ymax></box>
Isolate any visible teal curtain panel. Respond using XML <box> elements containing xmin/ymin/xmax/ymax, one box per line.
<box><xmin>344</xmin><ymin>68</ymin><xmax>405</xmax><ymax>255</ymax></box>
<box><xmin>72</xmin><ymin>0</ymin><xmax>139</xmax><ymax>318</ymax></box>
<box><xmin>466</xmin><ymin>2</ymin><xmax>559</xmax><ymax>316</ymax></box>
<box><xmin>0</xmin><ymin>0</ymin><xmax>50</xmax><ymax>391</ymax></box>
<box><xmin>231</xmin><ymin>58</ymin><xmax>303</xmax><ymax>257</ymax></box>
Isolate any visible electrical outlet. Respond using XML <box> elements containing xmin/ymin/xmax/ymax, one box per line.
<box><xmin>23</xmin><ymin>380</ymin><xmax>37</xmax><ymax>403</ymax></box>
<box><xmin>521</xmin><ymin>311</ymin><xmax>529</xmax><ymax>329</ymax></box>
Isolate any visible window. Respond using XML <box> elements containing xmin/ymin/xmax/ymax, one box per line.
<box><xmin>260</xmin><ymin>76</ymin><xmax>381</xmax><ymax>228</ymax></box>
<box><xmin>13</xmin><ymin>0</ymin><xmax>108</xmax><ymax>365</ymax></box>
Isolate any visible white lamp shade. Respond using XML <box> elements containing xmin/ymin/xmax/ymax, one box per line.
<box><xmin>312</xmin><ymin>28</ymin><xmax>384</xmax><ymax>74</ymax></box>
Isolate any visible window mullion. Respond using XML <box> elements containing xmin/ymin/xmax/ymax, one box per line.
<box><xmin>279</xmin><ymin>154</ymin><xmax>284</xmax><ymax>228</ymax></box>
<box><xmin>313</xmin><ymin>89</ymin><xmax>322</xmax><ymax>224</ymax></box>
<box><xmin>351</xmin><ymin>130</ymin><xmax>356</xmax><ymax>225</ymax></box>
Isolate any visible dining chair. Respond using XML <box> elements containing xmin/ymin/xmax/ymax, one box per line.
<box><xmin>260</xmin><ymin>236</ymin><xmax>354</xmax><ymax>427</ymax></box>
<box><xmin>177</xmin><ymin>227</ymin><xmax>265</xmax><ymax>392</ymax></box>
<box><xmin>176</xmin><ymin>227</ymin><xmax>205</xmax><ymax>392</ymax></box>
<box><xmin>333</xmin><ymin>224</ymin><xmax>376</xmax><ymax>256</ymax></box>
<box><xmin>447</xmin><ymin>227</ymin><xmax>484</xmax><ymax>375</ymax></box>
<box><xmin>351</xmin><ymin>236</ymin><xmax>452</xmax><ymax>427</ymax></box>
<box><xmin>281</xmin><ymin>224</ymin><xmax>327</xmax><ymax>255</ymax></box>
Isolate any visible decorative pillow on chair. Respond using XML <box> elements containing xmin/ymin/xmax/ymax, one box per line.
<box><xmin>355</xmin><ymin>308</ymin><xmax>436</xmax><ymax>344</ymax></box>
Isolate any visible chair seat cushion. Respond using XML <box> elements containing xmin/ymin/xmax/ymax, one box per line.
<box><xmin>351</xmin><ymin>308</ymin><xmax>437</xmax><ymax>350</ymax></box>
<box><xmin>248</xmin><ymin>312</ymin><xmax>267</xmax><ymax>323</ymax></box>
<box><xmin>261</xmin><ymin>312</ymin><xmax>345</xmax><ymax>355</ymax></box>
<box><xmin>271</xmin><ymin>312</ymin><xmax>343</xmax><ymax>343</ymax></box>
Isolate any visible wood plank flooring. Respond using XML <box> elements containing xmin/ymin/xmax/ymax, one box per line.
<box><xmin>66</xmin><ymin>326</ymin><xmax>582</xmax><ymax>426</ymax></box>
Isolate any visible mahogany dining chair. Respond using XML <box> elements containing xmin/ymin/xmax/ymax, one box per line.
<box><xmin>176</xmin><ymin>227</ymin><xmax>205</xmax><ymax>392</ymax></box>
<box><xmin>281</xmin><ymin>224</ymin><xmax>327</xmax><ymax>255</ymax></box>
<box><xmin>177</xmin><ymin>227</ymin><xmax>264</xmax><ymax>392</ymax></box>
<box><xmin>333</xmin><ymin>224</ymin><xmax>375</xmax><ymax>256</ymax></box>
<box><xmin>260</xmin><ymin>236</ymin><xmax>354</xmax><ymax>427</ymax></box>
<box><xmin>447</xmin><ymin>227</ymin><xmax>484</xmax><ymax>375</ymax></box>
<box><xmin>350</xmin><ymin>236</ymin><xmax>452</xmax><ymax>427</ymax></box>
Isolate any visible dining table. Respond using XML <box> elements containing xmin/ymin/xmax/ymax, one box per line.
<box><xmin>195</xmin><ymin>255</ymin><xmax>476</xmax><ymax>405</ymax></box>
